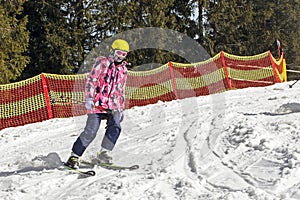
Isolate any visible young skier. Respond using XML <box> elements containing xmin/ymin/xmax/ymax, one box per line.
<box><xmin>65</xmin><ymin>39</ymin><xmax>130</xmax><ymax>169</ymax></box>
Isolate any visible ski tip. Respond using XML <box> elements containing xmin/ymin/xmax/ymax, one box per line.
<box><xmin>62</xmin><ymin>162</ymin><xmax>96</xmax><ymax>176</ymax></box>
<box><xmin>84</xmin><ymin>170</ymin><xmax>96</xmax><ymax>176</ymax></box>
<box><xmin>129</xmin><ymin>165</ymin><xmax>139</xmax><ymax>170</ymax></box>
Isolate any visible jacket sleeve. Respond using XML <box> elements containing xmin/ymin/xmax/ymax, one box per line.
<box><xmin>121</xmin><ymin>69</ymin><xmax>128</xmax><ymax>110</ymax></box>
<box><xmin>85</xmin><ymin>57</ymin><xmax>106</xmax><ymax>100</ymax></box>
<box><xmin>117</xmin><ymin>65</ymin><xmax>128</xmax><ymax>110</ymax></box>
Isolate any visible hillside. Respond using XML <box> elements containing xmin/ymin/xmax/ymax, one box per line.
<box><xmin>0</xmin><ymin>81</ymin><xmax>300</xmax><ymax>200</ymax></box>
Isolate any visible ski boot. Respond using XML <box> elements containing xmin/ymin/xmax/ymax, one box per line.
<box><xmin>65</xmin><ymin>155</ymin><xmax>79</xmax><ymax>169</ymax></box>
<box><xmin>94</xmin><ymin>151</ymin><xmax>113</xmax><ymax>164</ymax></box>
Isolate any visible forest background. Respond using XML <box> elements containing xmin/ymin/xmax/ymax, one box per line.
<box><xmin>1</xmin><ymin>0</ymin><xmax>299</xmax><ymax>84</ymax></box>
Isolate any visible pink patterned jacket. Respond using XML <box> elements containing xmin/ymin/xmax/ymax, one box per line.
<box><xmin>85</xmin><ymin>56</ymin><xmax>128</xmax><ymax>114</ymax></box>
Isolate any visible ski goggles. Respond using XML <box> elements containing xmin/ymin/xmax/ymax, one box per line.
<box><xmin>114</xmin><ymin>50</ymin><xmax>128</xmax><ymax>57</ymax></box>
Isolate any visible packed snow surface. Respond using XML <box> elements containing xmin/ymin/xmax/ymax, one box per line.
<box><xmin>1</xmin><ymin>81</ymin><xmax>300</xmax><ymax>200</ymax></box>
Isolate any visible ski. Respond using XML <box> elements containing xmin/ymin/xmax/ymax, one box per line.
<box><xmin>62</xmin><ymin>162</ymin><xmax>96</xmax><ymax>177</ymax></box>
<box><xmin>81</xmin><ymin>160</ymin><xmax>139</xmax><ymax>171</ymax></box>
<box><xmin>98</xmin><ymin>163</ymin><xmax>139</xmax><ymax>171</ymax></box>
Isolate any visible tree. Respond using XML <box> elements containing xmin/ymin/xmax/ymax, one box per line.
<box><xmin>16</xmin><ymin>0</ymin><xmax>300</xmax><ymax>79</ymax></box>
<box><xmin>200</xmin><ymin>0</ymin><xmax>300</xmax><ymax>65</ymax></box>
<box><xmin>0</xmin><ymin>0</ymin><xmax>29</xmax><ymax>84</ymax></box>
<box><xmin>20</xmin><ymin>0</ymin><xmax>108</xmax><ymax>79</ymax></box>
<box><xmin>203</xmin><ymin>0</ymin><xmax>275</xmax><ymax>55</ymax></box>
<box><xmin>110</xmin><ymin>0</ymin><xmax>200</xmax><ymax>70</ymax></box>
<box><xmin>273</xmin><ymin>0</ymin><xmax>300</xmax><ymax>64</ymax></box>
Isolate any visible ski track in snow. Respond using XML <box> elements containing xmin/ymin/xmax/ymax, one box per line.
<box><xmin>0</xmin><ymin>81</ymin><xmax>300</xmax><ymax>200</ymax></box>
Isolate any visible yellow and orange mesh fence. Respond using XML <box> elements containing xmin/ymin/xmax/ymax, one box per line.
<box><xmin>0</xmin><ymin>51</ymin><xmax>286</xmax><ymax>130</ymax></box>
<box><xmin>125</xmin><ymin>63</ymin><xmax>176</xmax><ymax>108</ymax></box>
<box><xmin>223</xmin><ymin>51</ymin><xmax>286</xmax><ymax>89</ymax></box>
<box><xmin>0</xmin><ymin>75</ymin><xmax>49</xmax><ymax>129</ymax></box>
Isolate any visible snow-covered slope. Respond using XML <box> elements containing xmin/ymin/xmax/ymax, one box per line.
<box><xmin>1</xmin><ymin>81</ymin><xmax>300</xmax><ymax>200</ymax></box>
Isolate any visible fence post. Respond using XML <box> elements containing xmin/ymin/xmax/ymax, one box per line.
<box><xmin>168</xmin><ymin>61</ymin><xmax>179</xmax><ymax>100</ymax></box>
<box><xmin>220</xmin><ymin>51</ymin><xmax>232</xmax><ymax>89</ymax></box>
<box><xmin>283</xmin><ymin>55</ymin><xmax>287</xmax><ymax>82</ymax></box>
<box><xmin>41</xmin><ymin>73</ymin><xmax>53</xmax><ymax>119</ymax></box>
<box><xmin>268</xmin><ymin>50</ymin><xmax>280</xmax><ymax>83</ymax></box>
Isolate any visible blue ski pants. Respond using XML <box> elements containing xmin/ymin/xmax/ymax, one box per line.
<box><xmin>72</xmin><ymin>112</ymin><xmax>121</xmax><ymax>156</ymax></box>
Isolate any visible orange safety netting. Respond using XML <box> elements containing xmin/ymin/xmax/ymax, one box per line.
<box><xmin>44</xmin><ymin>73</ymin><xmax>87</xmax><ymax>118</ymax></box>
<box><xmin>171</xmin><ymin>53</ymin><xmax>227</xmax><ymax>99</ymax></box>
<box><xmin>222</xmin><ymin>51</ymin><xmax>286</xmax><ymax>89</ymax></box>
<box><xmin>0</xmin><ymin>51</ymin><xmax>286</xmax><ymax>130</ymax></box>
<box><xmin>0</xmin><ymin>75</ymin><xmax>49</xmax><ymax>128</ymax></box>
<box><xmin>125</xmin><ymin>63</ymin><xmax>176</xmax><ymax>108</ymax></box>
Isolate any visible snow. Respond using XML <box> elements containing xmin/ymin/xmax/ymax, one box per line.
<box><xmin>1</xmin><ymin>81</ymin><xmax>300</xmax><ymax>200</ymax></box>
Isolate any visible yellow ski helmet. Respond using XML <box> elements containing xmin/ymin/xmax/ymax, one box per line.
<box><xmin>111</xmin><ymin>39</ymin><xmax>129</xmax><ymax>52</ymax></box>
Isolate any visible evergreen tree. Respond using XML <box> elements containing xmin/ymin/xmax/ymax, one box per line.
<box><xmin>203</xmin><ymin>0</ymin><xmax>273</xmax><ymax>55</ymax></box>
<box><xmin>20</xmin><ymin>0</ymin><xmax>106</xmax><ymax>79</ymax></box>
<box><xmin>190</xmin><ymin>0</ymin><xmax>209</xmax><ymax>45</ymax></box>
<box><xmin>15</xmin><ymin>0</ymin><xmax>300</xmax><ymax>79</ymax></box>
<box><xmin>0</xmin><ymin>0</ymin><xmax>29</xmax><ymax>84</ymax></box>
<box><xmin>21</xmin><ymin>0</ymin><xmax>67</xmax><ymax>78</ymax></box>
<box><xmin>201</xmin><ymin>0</ymin><xmax>300</xmax><ymax>64</ymax></box>
<box><xmin>273</xmin><ymin>0</ymin><xmax>300</xmax><ymax>64</ymax></box>
<box><xmin>111</xmin><ymin>0</ymin><xmax>199</xmax><ymax>70</ymax></box>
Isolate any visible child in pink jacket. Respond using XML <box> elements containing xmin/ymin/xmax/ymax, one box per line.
<box><xmin>65</xmin><ymin>39</ymin><xmax>130</xmax><ymax>169</ymax></box>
